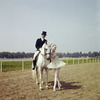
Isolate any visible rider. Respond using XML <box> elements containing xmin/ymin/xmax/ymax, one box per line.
<box><xmin>32</xmin><ymin>31</ymin><xmax>47</xmax><ymax>70</ymax></box>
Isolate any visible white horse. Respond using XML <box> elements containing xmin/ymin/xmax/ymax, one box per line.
<box><xmin>32</xmin><ymin>43</ymin><xmax>51</xmax><ymax>90</ymax></box>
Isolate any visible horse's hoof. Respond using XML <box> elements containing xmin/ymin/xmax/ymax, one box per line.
<box><xmin>36</xmin><ymin>83</ymin><xmax>39</xmax><ymax>85</ymax></box>
<box><xmin>53</xmin><ymin>86</ymin><xmax>56</xmax><ymax>92</ymax></box>
<box><xmin>42</xmin><ymin>81</ymin><xmax>44</xmax><ymax>85</ymax></box>
<box><xmin>39</xmin><ymin>87</ymin><xmax>43</xmax><ymax>91</ymax></box>
<box><xmin>46</xmin><ymin>85</ymin><xmax>48</xmax><ymax>89</ymax></box>
<box><xmin>59</xmin><ymin>86</ymin><xmax>61</xmax><ymax>90</ymax></box>
<box><xmin>36</xmin><ymin>81</ymin><xmax>39</xmax><ymax>85</ymax></box>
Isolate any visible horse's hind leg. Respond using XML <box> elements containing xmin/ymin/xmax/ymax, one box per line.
<box><xmin>36</xmin><ymin>67</ymin><xmax>39</xmax><ymax>85</ymax></box>
<box><xmin>45</xmin><ymin>68</ymin><xmax>48</xmax><ymax>89</ymax></box>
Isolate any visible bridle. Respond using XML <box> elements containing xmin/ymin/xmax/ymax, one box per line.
<box><xmin>40</xmin><ymin>48</ymin><xmax>51</xmax><ymax>59</ymax></box>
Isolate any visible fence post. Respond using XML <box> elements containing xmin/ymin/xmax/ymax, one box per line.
<box><xmin>22</xmin><ymin>60</ymin><xmax>24</xmax><ymax>70</ymax></box>
<box><xmin>89</xmin><ymin>58</ymin><xmax>90</xmax><ymax>63</ymax></box>
<box><xmin>93</xmin><ymin>58</ymin><xmax>95</xmax><ymax>63</ymax></box>
<box><xmin>82</xmin><ymin>58</ymin><xmax>84</xmax><ymax>63</ymax></box>
<box><xmin>0</xmin><ymin>61</ymin><xmax>2</xmax><ymax>72</ymax></box>
<box><xmin>67</xmin><ymin>59</ymin><xmax>68</xmax><ymax>65</ymax></box>
<box><xmin>73</xmin><ymin>58</ymin><xmax>74</xmax><ymax>65</ymax></box>
<box><xmin>86</xmin><ymin>58</ymin><xmax>88</xmax><ymax>63</ymax></box>
<box><xmin>78</xmin><ymin>58</ymin><xmax>79</xmax><ymax>64</ymax></box>
<box><xmin>95</xmin><ymin>58</ymin><xmax>96</xmax><ymax>63</ymax></box>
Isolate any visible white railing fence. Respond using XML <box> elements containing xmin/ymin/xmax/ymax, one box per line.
<box><xmin>0</xmin><ymin>59</ymin><xmax>33</xmax><ymax>72</ymax></box>
<box><xmin>0</xmin><ymin>58</ymin><xmax>100</xmax><ymax>72</ymax></box>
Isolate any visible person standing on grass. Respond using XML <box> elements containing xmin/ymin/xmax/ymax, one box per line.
<box><xmin>32</xmin><ymin>31</ymin><xmax>47</xmax><ymax>70</ymax></box>
<box><xmin>47</xmin><ymin>44</ymin><xmax>66</xmax><ymax>92</ymax></box>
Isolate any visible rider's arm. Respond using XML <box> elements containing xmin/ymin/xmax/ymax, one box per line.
<box><xmin>35</xmin><ymin>39</ymin><xmax>40</xmax><ymax>50</ymax></box>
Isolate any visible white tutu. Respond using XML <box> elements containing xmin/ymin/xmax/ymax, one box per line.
<box><xmin>47</xmin><ymin>56</ymin><xmax>66</xmax><ymax>69</ymax></box>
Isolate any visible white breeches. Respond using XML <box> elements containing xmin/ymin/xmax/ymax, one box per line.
<box><xmin>33</xmin><ymin>51</ymin><xmax>40</xmax><ymax>60</ymax></box>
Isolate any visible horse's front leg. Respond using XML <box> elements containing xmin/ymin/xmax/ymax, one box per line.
<box><xmin>39</xmin><ymin>68</ymin><xmax>43</xmax><ymax>91</ymax></box>
<box><xmin>45</xmin><ymin>68</ymin><xmax>48</xmax><ymax>89</ymax></box>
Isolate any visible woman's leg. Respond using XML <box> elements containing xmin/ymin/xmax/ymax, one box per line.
<box><xmin>53</xmin><ymin>68</ymin><xmax>57</xmax><ymax>91</ymax></box>
<box><xmin>57</xmin><ymin>68</ymin><xmax>61</xmax><ymax>90</ymax></box>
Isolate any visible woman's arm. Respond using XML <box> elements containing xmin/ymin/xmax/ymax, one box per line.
<box><xmin>51</xmin><ymin>52</ymin><xmax>58</xmax><ymax>58</ymax></box>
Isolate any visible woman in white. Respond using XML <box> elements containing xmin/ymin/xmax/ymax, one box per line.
<box><xmin>47</xmin><ymin>44</ymin><xmax>66</xmax><ymax>92</ymax></box>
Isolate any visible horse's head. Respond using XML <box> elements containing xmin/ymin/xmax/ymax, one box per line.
<box><xmin>41</xmin><ymin>42</ymin><xmax>52</xmax><ymax>60</ymax></box>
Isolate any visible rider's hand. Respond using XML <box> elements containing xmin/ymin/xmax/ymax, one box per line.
<box><xmin>39</xmin><ymin>48</ymin><xmax>42</xmax><ymax>51</ymax></box>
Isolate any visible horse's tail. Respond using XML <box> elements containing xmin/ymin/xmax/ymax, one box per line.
<box><xmin>32</xmin><ymin>64</ymin><xmax>36</xmax><ymax>80</ymax></box>
<box><xmin>32</xmin><ymin>70</ymin><xmax>36</xmax><ymax>80</ymax></box>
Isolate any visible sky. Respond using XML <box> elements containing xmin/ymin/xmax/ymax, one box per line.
<box><xmin>0</xmin><ymin>0</ymin><xmax>100</xmax><ymax>53</ymax></box>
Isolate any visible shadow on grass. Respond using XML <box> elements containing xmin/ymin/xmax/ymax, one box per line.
<box><xmin>48</xmin><ymin>81</ymin><xmax>82</xmax><ymax>90</ymax></box>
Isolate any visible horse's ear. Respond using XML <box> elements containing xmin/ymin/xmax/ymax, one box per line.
<box><xmin>50</xmin><ymin>43</ymin><xmax>52</xmax><ymax>46</ymax></box>
<box><xmin>50</xmin><ymin>41</ymin><xmax>53</xmax><ymax>46</ymax></box>
<box><xmin>47</xmin><ymin>41</ymin><xmax>52</xmax><ymax>46</ymax></box>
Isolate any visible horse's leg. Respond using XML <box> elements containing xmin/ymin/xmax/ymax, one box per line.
<box><xmin>53</xmin><ymin>69</ymin><xmax>57</xmax><ymax>92</ymax></box>
<box><xmin>45</xmin><ymin>68</ymin><xmax>48</xmax><ymax>89</ymax></box>
<box><xmin>57</xmin><ymin>68</ymin><xmax>61</xmax><ymax>90</ymax></box>
<box><xmin>41</xmin><ymin>69</ymin><xmax>44</xmax><ymax>85</ymax></box>
<box><xmin>36</xmin><ymin>67</ymin><xmax>39</xmax><ymax>85</ymax></box>
<box><xmin>39</xmin><ymin>67</ymin><xmax>43</xmax><ymax>90</ymax></box>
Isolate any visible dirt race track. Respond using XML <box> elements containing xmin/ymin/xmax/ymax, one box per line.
<box><xmin>0</xmin><ymin>63</ymin><xmax>100</xmax><ymax>100</ymax></box>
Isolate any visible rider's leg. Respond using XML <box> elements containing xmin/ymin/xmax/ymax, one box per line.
<box><xmin>32</xmin><ymin>51</ymin><xmax>40</xmax><ymax>70</ymax></box>
<box><xmin>33</xmin><ymin>51</ymin><xmax>40</xmax><ymax>60</ymax></box>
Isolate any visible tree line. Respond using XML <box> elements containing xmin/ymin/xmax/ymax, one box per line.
<box><xmin>0</xmin><ymin>52</ymin><xmax>34</xmax><ymax>58</ymax></box>
<box><xmin>0</xmin><ymin>51</ymin><xmax>100</xmax><ymax>58</ymax></box>
<box><xmin>58</xmin><ymin>51</ymin><xmax>100</xmax><ymax>58</ymax></box>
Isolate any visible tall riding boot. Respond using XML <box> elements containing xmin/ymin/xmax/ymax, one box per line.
<box><xmin>32</xmin><ymin>60</ymin><xmax>36</xmax><ymax>70</ymax></box>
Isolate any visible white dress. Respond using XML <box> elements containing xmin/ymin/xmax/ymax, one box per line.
<box><xmin>47</xmin><ymin>52</ymin><xmax>66</xmax><ymax>69</ymax></box>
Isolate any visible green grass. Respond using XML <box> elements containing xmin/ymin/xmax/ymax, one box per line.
<box><xmin>24</xmin><ymin>61</ymin><xmax>33</xmax><ymax>69</ymax></box>
<box><xmin>0</xmin><ymin>58</ymin><xmax>100</xmax><ymax>72</ymax></box>
<box><xmin>2</xmin><ymin>61</ymin><xmax>22</xmax><ymax>71</ymax></box>
<box><xmin>61</xmin><ymin>58</ymin><xmax>100</xmax><ymax>65</ymax></box>
<box><xmin>0</xmin><ymin>61</ymin><xmax>32</xmax><ymax>72</ymax></box>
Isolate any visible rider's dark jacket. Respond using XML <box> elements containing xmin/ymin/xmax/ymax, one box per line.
<box><xmin>35</xmin><ymin>38</ymin><xmax>47</xmax><ymax>50</ymax></box>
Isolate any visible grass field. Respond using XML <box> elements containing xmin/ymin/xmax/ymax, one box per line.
<box><xmin>0</xmin><ymin>58</ymin><xmax>100</xmax><ymax>72</ymax></box>
<box><xmin>1</xmin><ymin>61</ymin><xmax>32</xmax><ymax>71</ymax></box>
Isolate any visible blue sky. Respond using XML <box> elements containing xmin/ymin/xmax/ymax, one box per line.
<box><xmin>0</xmin><ymin>0</ymin><xmax>100</xmax><ymax>53</ymax></box>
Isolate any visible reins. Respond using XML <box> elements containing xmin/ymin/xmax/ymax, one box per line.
<box><xmin>40</xmin><ymin>49</ymin><xmax>51</xmax><ymax>59</ymax></box>
<box><xmin>40</xmin><ymin>52</ymin><xmax>51</xmax><ymax>58</ymax></box>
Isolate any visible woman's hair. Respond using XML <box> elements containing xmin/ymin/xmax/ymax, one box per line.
<box><xmin>52</xmin><ymin>44</ymin><xmax>57</xmax><ymax>49</ymax></box>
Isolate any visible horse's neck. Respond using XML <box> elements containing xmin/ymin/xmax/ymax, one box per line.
<box><xmin>38</xmin><ymin>48</ymin><xmax>45</xmax><ymax>59</ymax></box>
<box><xmin>37</xmin><ymin>50</ymin><xmax>47</xmax><ymax>65</ymax></box>
<box><xmin>41</xmin><ymin>47</ymin><xmax>45</xmax><ymax>55</ymax></box>
<box><xmin>39</xmin><ymin>53</ymin><xmax>45</xmax><ymax>59</ymax></box>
